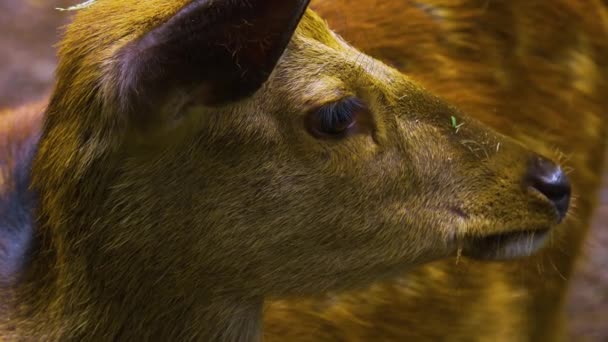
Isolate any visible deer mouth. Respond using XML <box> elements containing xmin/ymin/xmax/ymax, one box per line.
<box><xmin>460</xmin><ymin>228</ymin><xmax>551</xmax><ymax>261</ymax></box>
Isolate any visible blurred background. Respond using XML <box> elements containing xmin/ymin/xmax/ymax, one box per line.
<box><xmin>0</xmin><ymin>0</ymin><xmax>606</xmax><ymax>339</ymax></box>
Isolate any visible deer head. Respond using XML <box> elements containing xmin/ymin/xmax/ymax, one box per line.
<box><xmin>22</xmin><ymin>0</ymin><xmax>570</xmax><ymax>339</ymax></box>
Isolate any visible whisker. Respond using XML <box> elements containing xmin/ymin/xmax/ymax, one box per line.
<box><xmin>550</xmin><ymin>258</ymin><xmax>567</xmax><ymax>281</ymax></box>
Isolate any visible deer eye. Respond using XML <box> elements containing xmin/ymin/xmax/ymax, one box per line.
<box><xmin>306</xmin><ymin>97</ymin><xmax>368</xmax><ymax>139</ymax></box>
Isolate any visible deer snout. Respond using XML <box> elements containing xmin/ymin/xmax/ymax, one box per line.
<box><xmin>525</xmin><ymin>155</ymin><xmax>571</xmax><ymax>223</ymax></box>
<box><xmin>457</xmin><ymin>152</ymin><xmax>572</xmax><ymax>261</ymax></box>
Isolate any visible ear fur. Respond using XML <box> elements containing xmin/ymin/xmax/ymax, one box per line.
<box><xmin>116</xmin><ymin>0</ymin><xmax>311</xmax><ymax>114</ymax></box>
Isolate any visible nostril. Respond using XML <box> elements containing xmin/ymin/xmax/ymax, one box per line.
<box><xmin>526</xmin><ymin>156</ymin><xmax>571</xmax><ymax>223</ymax></box>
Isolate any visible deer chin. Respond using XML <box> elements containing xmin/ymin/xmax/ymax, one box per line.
<box><xmin>459</xmin><ymin>228</ymin><xmax>552</xmax><ymax>261</ymax></box>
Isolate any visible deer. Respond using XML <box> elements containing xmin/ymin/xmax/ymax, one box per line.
<box><xmin>0</xmin><ymin>0</ymin><xmax>606</xmax><ymax>340</ymax></box>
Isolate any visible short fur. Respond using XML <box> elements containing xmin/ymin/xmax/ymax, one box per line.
<box><xmin>0</xmin><ymin>0</ymin><xmax>606</xmax><ymax>341</ymax></box>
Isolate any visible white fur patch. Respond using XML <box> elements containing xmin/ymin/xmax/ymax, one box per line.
<box><xmin>56</xmin><ymin>0</ymin><xmax>96</xmax><ymax>12</ymax></box>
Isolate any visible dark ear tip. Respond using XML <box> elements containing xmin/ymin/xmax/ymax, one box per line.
<box><xmin>207</xmin><ymin>0</ymin><xmax>313</xmax><ymax>105</ymax></box>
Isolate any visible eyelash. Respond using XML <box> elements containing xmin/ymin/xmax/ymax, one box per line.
<box><xmin>307</xmin><ymin>97</ymin><xmax>366</xmax><ymax>138</ymax></box>
<box><xmin>317</xmin><ymin>97</ymin><xmax>361</xmax><ymax>129</ymax></box>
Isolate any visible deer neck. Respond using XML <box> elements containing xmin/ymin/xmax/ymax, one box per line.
<box><xmin>8</xmin><ymin>220</ymin><xmax>264</xmax><ymax>341</ymax></box>
<box><xmin>1</xmin><ymin>109</ymin><xmax>264</xmax><ymax>340</ymax></box>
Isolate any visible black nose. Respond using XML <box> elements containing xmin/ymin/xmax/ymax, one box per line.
<box><xmin>526</xmin><ymin>156</ymin><xmax>571</xmax><ymax>222</ymax></box>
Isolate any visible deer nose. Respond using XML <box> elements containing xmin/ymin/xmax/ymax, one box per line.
<box><xmin>526</xmin><ymin>156</ymin><xmax>571</xmax><ymax>223</ymax></box>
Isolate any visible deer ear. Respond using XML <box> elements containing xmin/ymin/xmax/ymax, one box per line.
<box><xmin>117</xmin><ymin>0</ymin><xmax>311</xmax><ymax>112</ymax></box>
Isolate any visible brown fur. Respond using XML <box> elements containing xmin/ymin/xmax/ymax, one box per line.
<box><xmin>0</xmin><ymin>0</ymin><xmax>606</xmax><ymax>341</ymax></box>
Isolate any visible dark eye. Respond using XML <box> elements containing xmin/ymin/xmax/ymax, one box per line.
<box><xmin>306</xmin><ymin>97</ymin><xmax>368</xmax><ymax>139</ymax></box>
